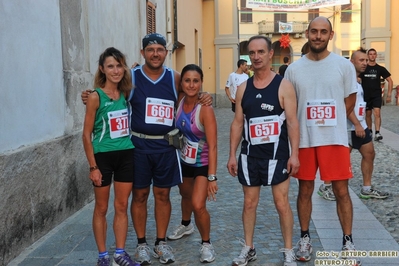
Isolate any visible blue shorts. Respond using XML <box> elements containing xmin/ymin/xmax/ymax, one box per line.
<box><xmin>133</xmin><ymin>149</ymin><xmax>182</xmax><ymax>188</ymax></box>
<box><xmin>238</xmin><ymin>154</ymin><xmax>289</xmax><ymax>186</ymax></box>
<box><xmin>94</xmin><ymin>149</ymin><xmax>135</xmax><ymax>187</ymax></box>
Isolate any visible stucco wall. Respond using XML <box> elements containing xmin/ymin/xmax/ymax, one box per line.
<box><xmin>177</xmin><ymin>0</ymin><xmax>203</xmax><ymax>68</ymax></box>
<box><xmin>0</xmin><ymin>1</ymin><xmax>65</xmax><ymax>153</ymax></box>
<box><xmin>214</xmin><ymin>0</ymin><xmax>239</xmax><ymax>108</ymax></box>
<box><xmin>0</xmin><ymin>1</ymin><xmax>151</xmax><ymax>264</ymax></box>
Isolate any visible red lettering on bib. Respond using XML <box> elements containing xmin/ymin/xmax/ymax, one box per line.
<box><xmin>306</xmin><ymin>100</ymin><xmax>337</xmax><ymax>126</ymax></box>
<box><xmin>249</xmin><ymin>115</ymin><xmax>280</xmax><ymax>145</ymax></box>
<box><xmin>145</xmin><ymin>97</ymin><xmax>174</xmax><ymax>126</ymax></box>
<box><xmin>108</xmin><ymin>109</ymin><xmax>129</xmax><ymax>139</ymax></box>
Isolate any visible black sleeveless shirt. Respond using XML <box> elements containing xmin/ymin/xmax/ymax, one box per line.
<box><xmin>240</xmin><ymin>74</ymin><xmax>289</xmax><ymax>159</ymax></box>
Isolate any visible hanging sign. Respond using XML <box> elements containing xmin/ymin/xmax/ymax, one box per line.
<box><xmin>246</xmin><ymin>0</ymin><xmax>350</xmax><ymax>11</ymax></box>
<box><xmin>279</xmin><ymin>21</ymin><xmax>293</xmax><ymax>33</ymax></box>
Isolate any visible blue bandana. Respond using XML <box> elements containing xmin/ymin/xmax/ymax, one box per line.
<box><xmin>142</xmin><ymin>33</ymin><xmax>167</xmax><ymax>49</ymax></box>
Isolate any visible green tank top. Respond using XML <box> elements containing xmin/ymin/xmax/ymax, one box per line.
<box><xmin>92</xmin><ymin>88</ymin><xmax>134</xmax><ymax>153</ymax></box>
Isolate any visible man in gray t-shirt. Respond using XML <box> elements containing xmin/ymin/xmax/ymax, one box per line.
<box><xmin>285</xmin><ymin>16</ymin><xmax>360</xmax><ymax>266</ymax></box>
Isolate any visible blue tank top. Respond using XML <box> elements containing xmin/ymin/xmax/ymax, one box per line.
<box><xmin>240</xmin><ymin>75</ymin><xmax>289</xmax><ymax>159</ymax></box>
<box><xmin>175</xmin><ymin>98</ymin><xmax>209</xmax><ymax>167</ymax></box>
<box><xmin>129</xmin><ymin>66</ymin><xmax>178</xmax><ymax>153</ymax></box>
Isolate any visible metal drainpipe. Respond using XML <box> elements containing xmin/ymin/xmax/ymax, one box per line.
<box><xmin>172</xmin><ymin>0</ymin><xmax>178</xmax><ymax>53</ymax></box>
<box><xmin>166</xmin><ymin>0</ymin><xmax>172</xmax><ymax>49</ymax></box>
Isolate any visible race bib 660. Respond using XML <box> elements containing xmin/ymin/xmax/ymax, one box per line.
<box><xmin>145</xmin><ymin>97</ymin><xmax>174</xmax><ymax>126</ymax></box>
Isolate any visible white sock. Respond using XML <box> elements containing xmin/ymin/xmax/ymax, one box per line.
<box><xmin>363</xmin><ymin>186</ymin><xmax>371</xmax><ymax>191</ymax></box>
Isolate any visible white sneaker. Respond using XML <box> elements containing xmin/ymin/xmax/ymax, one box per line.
<box><xmin>295</xmin><ymin>235</ymin><xmax>312</xmax><ymax>261</ymax></box>
<box><xmin>199</xmin><ymin>243</ymin><xmax>216</xmax><ymax>263</ymax></box>
<box><xmin>231</xmin><ymin>239</ymin><xmax>257</xmax><ymax>266</ymax></box>
<box><xmin>374</xmin><ymin>132</ymin><xmax>383</xmax><ymax>141</ymax></box>
<box><xmin>167</xmin><ymin>223</ymin><xmax>194</xmax><ymax>240</ymax></box>
<box><xmin>317</xmin><ymin>184</ymin><xmax>336</xmax><ymax>201</ymax></box>
<box><xmin>153</xmin><ymin>241</ymin><xmax>175</xmax><ymax>264</ymax></box>
<box><xmin>280</xmin><ymin>248</ymin><xmax>297</xmax><ymax>266</ymax></box>
<box><xmin>134</xmin><ymin>243</ymin><xmax>152</xmax><ymax>265</ymax></box>
<box><xmin>341</xmin><ymin>236</ymin><xmax>362</xmax><ymax>266</ymax></box>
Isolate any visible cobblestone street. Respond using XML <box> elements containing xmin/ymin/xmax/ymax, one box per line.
<box><xmin>10</xmin><ymin>106</ymin><xmax>399</xmax><ymax>266</ymax></box>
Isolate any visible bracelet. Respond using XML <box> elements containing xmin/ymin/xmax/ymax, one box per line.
<box><xmin>89</xmin><ymin>165</ymin><xmax>99</xmax><ymax>172</ymax></box>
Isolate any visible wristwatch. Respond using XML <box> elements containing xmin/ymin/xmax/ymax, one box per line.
<box><xmin>207</xmin><ymin>174</ymin><xmax>217</xmax><ymax>182</ymax></box>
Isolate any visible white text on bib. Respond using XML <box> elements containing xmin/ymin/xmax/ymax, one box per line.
<box><xmin>145</xmin><ymin>97</ymin><xmax>174</xmax><ymax>126</ymax></box>
<box><xmin>306</xmin><ymin>99</ymin><xmax>337</xmax><ymax>126</ymax></box>
<box><xmin>180</xmin><ymin>137</ymin><xmax>198</xmax><ymax>164</ymax></box>
<box><xmin>108</xmin><ymin>109</ymin><xmax>129</xmax><ymax>139</ymax></box>
<box><xmin>249</xmin><ymin>115</ymin><xmax>280</xmax><ymax>145</ymax></box>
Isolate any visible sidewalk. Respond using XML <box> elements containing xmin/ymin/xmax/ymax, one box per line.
<box><xmin>9</xmin><ymin>107</ymin><xmax>399</xmax><ymax>266</ymax></box>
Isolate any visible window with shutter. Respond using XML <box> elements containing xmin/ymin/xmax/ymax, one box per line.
<box><xmin>240</xmin><ymin>0</ymin><xmax>252</xmax><ymax>23</ymax></box>
<box><xmin>308</xmin><ymin>8</ymin><xmax>319</xmax><ymax>22</ymax></box>
<box><xmin>341</xmin><ymin>0</ymin><xmax>352</xmax><ymax>23</ymax></box>
<box><xmin>147</xmin><ymin>1</ymin><xmax>156</xmax><ymax>33</ymax></box>
<box><xmin>274</xmin><ymin>12</ymin><xmax>287</xmax><ymax>33</ymax></box>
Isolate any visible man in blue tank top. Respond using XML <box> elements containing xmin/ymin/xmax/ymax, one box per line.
<box><xmin>227</xmin><ymin>35</ymin><xmax>300</xmax><ymax>266</ymax></box>
<box><xmin>129</xmin><ymin>34</ymin><xmax>213</xmax><ymax>265</ymax></box>
<box><xmin>127</xmin><ymin>33</ymin><xmax>180</xmax><ymax>265</ymax></box>
<box><xmin>82</xmin><ymin>33</ymin><xmax>212</xmax><ymax>265</ymax></box>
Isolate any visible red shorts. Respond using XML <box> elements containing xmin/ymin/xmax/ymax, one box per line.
<box><xmin>295</xmin><ymin>145</ymin><xmax>352</xmax><ymax>181</ymax></box>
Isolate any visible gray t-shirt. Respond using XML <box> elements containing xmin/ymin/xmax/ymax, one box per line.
<box><xmin>285</xmin><ymin>52</ymin><xmax>357</xmax><ymax>148</ymax></box>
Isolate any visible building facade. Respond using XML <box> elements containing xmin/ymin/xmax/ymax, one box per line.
<box><xmin>4</xmin><ymin>0</ymin><xmax>397</xmax><ymax>264</ymax></box>
<box><xmin>0</xmin><ymin>1</ymin><xmax>160</xmax><ymax>264</ymax></box>
<box><xmin>361</xmin><ymin>0</ymin><xmax>398</xmax><ymax>101</ymax></box>
<box><xmin>0</xmin><ymin>0</ymin><xmax>240</xmax><ymax>264</ymax></box>
<box><xmin>237</xmin><ymin>0</ymin><xmax>362</xmax><ymax>71</ymax></box>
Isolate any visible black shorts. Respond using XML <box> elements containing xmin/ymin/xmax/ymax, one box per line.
<box><xmin>94</xmin><ymin>149</ymin><xmax>135</xmax><ymax>187</ymax></box>
<box><xmin>231</xmin><ymin>102</ymin><xmax>236</xmax><ymax>112</ymax></box>
<box><xmin>181</xmin><ymin>163</ymin><xmax>208</xmax><ymax>178</ymax></box>
<box><xmin>348</xmin><ymin>128</ymin><xmax>372</xmax><ymax>150</ymax></box>
<box><xmin>237</xmin><ymin>154</ymin><xmax>289</xmax><ymax>186</ymax></box>
<box><xmin>365</xmin><ymin>95</ymin><xmax>382</xmax><ymax>110</ymax></box>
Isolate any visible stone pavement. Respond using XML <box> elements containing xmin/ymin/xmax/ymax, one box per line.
<box><xmin>9</xmin><ymin>107</ymin><xmax>399</xmax><ymax>266</ymax></box>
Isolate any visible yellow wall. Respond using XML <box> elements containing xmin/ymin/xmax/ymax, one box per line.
<box><xmin>202</xmin><ymin>0</ymin><xmax>216</xmax><ymax>95</ymax></box>
<box><xmin>218</xmin><ymin>0</ymin><xmax>234</xmax><ymax>35</ymax></box>
<box><xmin>370</xmin><ymin>1</ymin><xmax>386</xmax><ymax>28</ymax></box>
<box><xmin>214</xmin><ymin>0</ymin><xmax>240</xmax><ymax>107</ymax></box>
<box><xmin>390</xmin><ymin>0</ymin><xmax>398</xmax><ymax>87</ymax></box>
<box><xmin>176</xmin><ymin>0</ymin><xmax>203</xmax><ymax>72</ymax></box>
